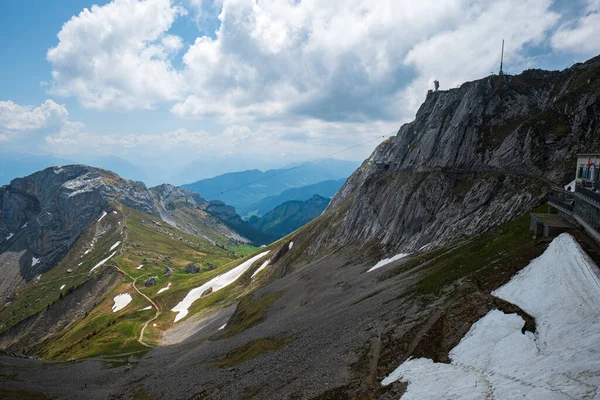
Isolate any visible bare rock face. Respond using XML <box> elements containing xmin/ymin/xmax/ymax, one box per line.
<box><xmin>301</xmin><ymin>55</ymin><xmax>600</xmax><ymax>258</ymax></box>
<box><xmin>0</xmin><ymin>165</ymin><xmax>156</xmax><ymax>281</ymax></box>
<box><xmin>164</xmin><ymin>267</ymin><xmax>173</xmax><ymax>277</ymax></box>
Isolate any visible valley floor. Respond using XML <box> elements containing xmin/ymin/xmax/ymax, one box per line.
<box><xmin>2</xmin><ymin>214</ymin><xmax>600</xmax><ymax>399</ymax></box>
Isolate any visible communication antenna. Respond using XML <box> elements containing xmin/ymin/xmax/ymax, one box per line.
<box><xmin>499</xmin><ymin>39</ymin><xmax>504</xmax><ymax>76</ymax></box>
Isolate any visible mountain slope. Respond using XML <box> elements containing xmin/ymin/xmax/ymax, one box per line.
<box><xmin>247</xmin><ymin>195</ymin><xmax>330</xmax><ymax>242</ymax></box>
<box><xmin>182</xmin><ymin>159</ymin><xmax>358</xmax><ymax>215</ymax></box>
<box><xmin>287</xmin><ymin>55</ymin><xmax>600</xmax><ymax>261</ymax></box>
<box><xmin>244</xmin><ymin>179</ymin><xmax>345</xmax><ymax>217</ymax></box>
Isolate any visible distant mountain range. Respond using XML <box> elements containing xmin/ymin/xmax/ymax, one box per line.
<box><xmin>247</xmin><ymin>195</ymin><xmax>330</xmax><ymax>242</ymax></box>
<box><xmin>245</xmin><ymin>179</ymin><xmax>346</xmax><ymax>218</ymax></box>
<box><xmin>182</xmin><ymin>159</ymin><xmax>359</xmax><ymax>215</ymax></box>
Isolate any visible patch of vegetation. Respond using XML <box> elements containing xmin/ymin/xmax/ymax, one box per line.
<box><xmin>219</xmin><ymin>291</ymin><xmax>284</xmax><ymax>339</ymax></box>
<box><xmin>228</xmin><ymin>244</ymin><xmax>261</xmax><ymax>258</ymax></box>
<box><xmin>214</xmin><ymin>335</ymin><xmax>295</xmax><ymax>367</ymax></box>
<box><xmin>400</xmin><ymin>206</ymin><xmax>550</xmax><ymax>297</ymax></box>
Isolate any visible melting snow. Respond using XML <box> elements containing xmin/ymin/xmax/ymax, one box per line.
<box><xmin>21</xmin><ymin>223</ymin><xmax>28</xmax><ymax>229</ymax></box>
<box><xmin>172</xmin><ymin>251</ymin><xmax>270</xmax><ymax>322</ymax></box>
<box><xmin>112</xmin><ymin>293</ymin><xmax>132</xmax><ymax>313</ymax></box>
<box><xmin>382</xmin><ymin>233</ymin><xmax>600</xmax><ymax>399</ymax></box>
<box><xmin>84</xmin><ymin>248</ymin><xmax>92</xmax><ymax>255</ymax></box>
<box><xmin>288</xmin><ymin>241</ymin><xmax>294</xmax><ymax>249</ymax></box>
<box><xmin>564</xmin><ymin>179</ymin><xmax>576</xmax><ymax>191</ymax></box>
<box><xmin>418</xmin><ymin>243</ymin><xmax>431</xmax><ymax>251</ymax></box>
<box><xmin>157</xmin><ymin>282</ymin><xmax>171</xmax><ymax>294</ymax></box>
<box><xmin>59</xmin><ymin>284</ymin><xmax>65</xmax><ymax>290</ymax></box>
<box><xmin>109</xmin><ymin>241</ymin><xmax>121</xmax><ymax>251</ymax></box>
<box><xmin>141</xmin><ymin>305</ymin><xmax>152</xmax><ymax>311</ymax></box>
<box><xmin>367</xmin><ymin>253</ymin><xmax>410</xmax><ymax>272</ymax></box>
<box><xmin>90</xmin><ymin>251</ymin><xmax>117</xmax><ymax>272</ymax></box>
<box><xmin>31</xmin><ymin>257</ymin><xmax>40</xmax><ymax>267</ymax></box>
<box><xmin>112</xmin><ymin>211</ymin><xmax>118</xmax><ymax>214</ymax></box>
<box><xmin>218</xmin><ymin>324</ymin><xmax>227</xmax><ymax>330</ymax></box>
<box><xmin>251</xmin><ymin>259</ymin><xmax>271</xmax><ymax>278</ymax></box>
<box><xmin>137</xmin><ymin>264</ymin><xmax>144</xmax><ymax>270</ymax></box>
<box><xmin>5</xmin><ymin>233</ymin><xmax>14</xmax><ymax>241</ymax></box>
<box><xmin>97</xmin><ymin>211</ymin><xmax>107</xmax><ymax>222</ymax></box>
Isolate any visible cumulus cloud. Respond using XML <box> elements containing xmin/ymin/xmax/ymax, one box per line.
<box><xmin>46</xmin><ymin>0</ymin><xmax>565</xmax><ymax>125</ymax></box>
<box><xmin>47</xmin><ymin>0</ymin><xmax>185</xmax><ymax>110</ymax></box>
<box><xmin>551</xmin><ymin>0</ymin><xmax>600</xmax><ymax>56</ymax></box>
<box><xmin>0</xmin><ymin>100</ymin><xmax>72</xmax><ymax>138</ymax></box>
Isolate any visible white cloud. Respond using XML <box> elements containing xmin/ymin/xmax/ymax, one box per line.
<box><xmin>47</xmin><ymin>0</ymin><xmax>185</xmax><ymax>110</ymax></box>
<box><xmin>45</xmin><ymin>0</ymin><xmax>563</xmax><ymax>125</ymax></box>
<box><xmin>551</xmin><ymin>0</ymin><xmax>600</xmax><ymax>56</ymax></box>
<box><xmin>0</xmin><ymin>100</ymin><xmax>70</xmax><ymax>137</ymax></box>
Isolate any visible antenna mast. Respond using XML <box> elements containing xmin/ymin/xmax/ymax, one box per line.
<box><xmin>499</xmin><ymin>39</ymin><xmax>504</xmax><ymax>76</ymax></box>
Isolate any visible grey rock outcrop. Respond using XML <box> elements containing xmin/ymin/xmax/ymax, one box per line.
<box><xmin>144</xmin><ymin>276</ymin><xmax>158</xmax><ymax>287</ymax></box>
<box><xmin>184</xmin><ymin>263</ymin><xmax>200</xmax><ymax>274</ymax></box>
<box><xmin>298</xmin><ymin>55</ymin><xmax>600</xmax><ymax>258</ymax></box>
<box><xmin>163</xmin><ymin>267</ymin><xmax>173</xmax><ymax>277</ymax></box>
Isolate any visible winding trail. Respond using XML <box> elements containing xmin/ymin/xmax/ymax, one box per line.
<box><xmin>108</xmin><ymin>222</ymin><xmax>161</xmax><ymax>348</ymax></box>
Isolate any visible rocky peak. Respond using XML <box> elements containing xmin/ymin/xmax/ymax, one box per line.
<box><xmin>308</xmin><ymin>54</ymin><xmax>600</xmax><ymax>258</ymax></box>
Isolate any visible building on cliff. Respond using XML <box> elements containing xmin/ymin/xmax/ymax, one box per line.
<box><xmin>547</xmin><ymin>154</ymin><xmax>600</xmax><ymax>243</ymax></box>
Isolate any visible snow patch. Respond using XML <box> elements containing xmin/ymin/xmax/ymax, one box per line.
<box><xmin>288</xmin><ymin>241</ymin><xmax>294</xmax><ymax>250</ymax></box>
<box><xmin>564</xmin><ymin>179</ymin><xmax>576</xmax><ymax>191</ymax></box>
<box><xmin>112</xmin><ymin>211</ymin><xmax>118</xmax><ymax>214</ymax></box>
<box><xmin>367</xmin><ymin>253</ymin><xmax>410</xmax><ymax>272</ymax></box>
<box><xmin>382</xmin><ymin>234</ymin><xmax>600</xmax><ymax>399</ymax></box>
<box><xmin>59</xmin><ymin>284</ymin><xmax>65</xmax><ymax>290</ymax></box>
<box><xmin>5</xmin><ymin>233</ymin><xmax>14</xmax><ymax>241</ymax></box>
<box><xmin>97</xmin><ymin>211</ymin><xmax>107</xmax><ymax>222</ymax></box>
<box><xmin>112</xmin><ymin>293</ymin><xmax>132</xmax><ymax>313</ymax></box>
<box><xmin>418</xmin><ymin>243</ymin><xmax>431</xmax><ymax>251</ymax></box>
<box><xmin>251</xmin><ymin>259</ymin><xmax>271</xmax><ymax>278</ymax></box>
<box><xmin>109</xmin><ymin>241</ymin><xmax>121</xmax><ymax>251</ymax></box>
<box><xmin>90</xmin><ymin>251</ymin><xmax>117</xmax><ymax>272</ymax></box>
<box><xmin>21</xmin><ymin>223</ymin><xmax>28</xmax><ymax>229</ymax></box>
<box><xmin>31</xmin><ymin>257</ymin><xmax>40</xmax><ymax>267</ymax></box>
<box><xmin>137</xmin><ymin>264</ymin><xmax>144</xmax><ymax>270</ymax></box>
<box><xmin>84</xmin><ymin>248</ymin><xmax>92</xmax><ymax>255</ymax></box>
<box><xmin>218</xmin><ymin>324</ymin><xmax>227</xmax><ymax>330</ymax></box>
<box><xmin>172</xmin><ymin>251</ymin><xmax>270</xmax><ymax>322</ymax></box>
<box><xmin>141</xmin><ymin>305</ymin><xmax>152</xmax><ymax>311</ymax></box>
<box><xmin>157</xmin><ymin>282</ymin><xmax>171</xmax><ymax>294</ymax></box>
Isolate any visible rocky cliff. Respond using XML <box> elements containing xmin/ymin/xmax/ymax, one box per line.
<box><xmin>0</xmin><ymin>167</ymin><xmax>256</xmax><ymax>290</ymax></box>
<box><xmin>298</xmin><ymin>55</ymin><xmax>600</xmax><ymax>257</ymax></box>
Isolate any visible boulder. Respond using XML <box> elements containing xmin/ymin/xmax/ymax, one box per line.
<box><xmin>201</xmin><ymin>287</ymin><xmax>213</xmax><ymax>297</ymax></box>
<box><xmin>144</xmin><ymin>276</ymin><xmax>158</xmax><ymax>287</ymax></box>
<box><xmin>163</xmin><ymin>267</ymin><xmax>173</xmax><ymax>277</ymax></box>
<box><xmin>184</xmin><ymin>262</ymin><xmax>200</xmax><ymax>274</ymax></box>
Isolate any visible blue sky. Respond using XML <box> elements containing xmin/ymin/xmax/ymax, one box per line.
<box><xmin>1</xmin><ymin>0</ymin><xmax>599</xmax><ymax>185</ymax></box>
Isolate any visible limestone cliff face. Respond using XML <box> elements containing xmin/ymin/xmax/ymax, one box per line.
<box><xmin>0</xmin><ymin>166</ymin><xmax>157</xmax><ymax>280</ymax></box>
<box><xmin>304</xmin><ymin>55</ymin><xmax>600</xmax><ymax>256</ymax></box>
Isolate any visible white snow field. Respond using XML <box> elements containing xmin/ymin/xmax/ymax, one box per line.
<box><xmin>382</xmin><ymin>233</ymin><xmax>600</xmax><ymax>399</ymax></box>
<box><xmin>59</xmin><ymin>284</ymin><xmax>65</xmax><ymax>290</ymax></box>
<box><xmin>172</xmin><ymin>251</ymin><xmax>270</xmax><ymax>322</ymax></box>
<box><xmin>288</xmin><ymin>241</ymin><xmax>294</xmax><ymax>250</ymax></box>
<box><xmin>137</xmin><ymin>264</ymin><xmax>144</xmax><ymax>269</ymax></box>
<box><xmin>5</xmin><ymin>232</ymin><xmax>14</xmax><ymax>241</ymax></box>
<box><xmin>251</xmin><ymin>259</ymin><xmax>271</xmax><ymax>278</ymax></box>
<box><xmin>109</xmin><ymin>241</ymin><xmax>121</xmax><ymax>251</ymax></box>
<box><xmin>97</xmin><ymin>211</ymin><xmax>107</xmax><ymax>222</ymax></box>
<box><xmin>157</xmin><ymin>282</ymin><xmax>171</xmax><ymax>294</ymax></box>
<box><xmin>367</xmin><ymin>253</ymin><xmax>410</xmax><ymax>272</ymax></box>
<box><xmin>112</xmin><ymin>293</ymin><xmax>132</xmax><ymax>312</ymax></box>
<box><xmin>141</xmin><ymin>305</ymin><xmax>152</xmax><ymax>311</ymax></box>
<box><xmin>31</xmin><ymin>257</ymin><xmax>40</xmax><ymax>267</ymax></box>
<box><xmin>90</xmin><ymin>251</ymin><xmax>117</xmax><ymax>272</ymax></box>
